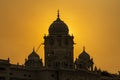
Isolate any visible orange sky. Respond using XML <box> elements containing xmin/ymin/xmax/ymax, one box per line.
<box><xmin>0</xmin><ymin>0</ymin><xmax>120</xmax><ymax>73</ymax></box>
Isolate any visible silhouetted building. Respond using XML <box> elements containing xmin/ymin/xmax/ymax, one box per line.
<box><xmin>0</xmin><ymin>11</ymin><xmax>120</xmax><ymax>80</ymax></box>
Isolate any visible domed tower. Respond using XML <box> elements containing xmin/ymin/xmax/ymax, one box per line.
<box><xmin>75</xmin><ymin>47</ymin><xmax>94</xmax><ymax>71</ymax></box>
<box><xmin>25</xmin><ymin>48</ymin><xmax>43</xmax><ymax>69</ymax></box>
<box><xmin>44</xmin><ymin>11</ymin><xmax>74</xmax><ymax>69</ymax></box>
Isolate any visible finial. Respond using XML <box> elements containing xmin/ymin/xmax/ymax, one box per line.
<box><xmin>83</xmin><ymin>46</ymin><xmax>85</xmax><ymax>51</ymax></box>
<box><xmin>17</xmin><ymin>62</ymin><xmax>19</xmax><ymax>65</ymax></box>
<box><xmin>33</xmin><ymin>47</ymin><xmax>35</xmax><ymax>52</ymax></box>
<box><xmin>8</xmin><ymin>57</ymin><xmax>10</xmax><ymax>62</ymax></box>
<box><xmin>57</xmin><ymin>9</ymin><xmax>60</xmax><ymax>18</ymax></box>
<box><xmin>25</xmin><ymin>58</ymin><xmax>27</xmax><ymax>62</ymax></box>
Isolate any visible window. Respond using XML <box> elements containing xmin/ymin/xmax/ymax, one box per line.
<box><xmin>66</xmin><ymin>78</ymin><xmax>70</xmax><ymax>80</ymax></box>
<box><xmin>0</xmin><ymin>67</ymin><xmax>5</xmax><ymax>70</ymax></box>
<box><xmin>24</xmin><ymin>74</ymin><xmax>27</xmax><ymax>77</ymax></box>
<box><xmin>29</xmin><ymin>75</ymin><xmax>31</xmax><ymax>77</ymax></box>
<box><xmin>50</xmin><ymin>38</ymin><xmax>54</xmax><ymax>45</ymax></box>
<box><xmin>9</xmin><ymin>73</ymin><xmax>13</xmax><ymax>75</ymax></box>
<box><xmin>0</xmin><ymin>77</ymin><xmax>5</xmax><ymax>80</ymax></box>
<box><xmin>65</xmin><ymin>38</ymin><xmax>69</xmax><ymax>45</ymax></box>
<box><xmin>51</xmin><ymin>74</ymin><xmax>54</xmax><ymax>77</ymax></box>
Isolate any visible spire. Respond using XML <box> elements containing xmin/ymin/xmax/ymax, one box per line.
<box><xmin>33</xmin><ymin>47</ymin><xmax>35</xmax><ymax>52</ymax></box>
<box><xmin>83</xmin><ymin>46</ymin><xmax>86</xmax><ymax>52</ymax></box>
<box><xmin>57</xmin><ymin>9</ymin><xmax>60</xmax><ymax>18</ymax></box>
<box><xmin>8</xmin><ymin>57</ymin><xmax>10</xmax><ymax>62</ymax></box>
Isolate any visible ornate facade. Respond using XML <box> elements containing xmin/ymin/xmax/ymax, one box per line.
<box><xmin>0</xmin><ymin>12</ymin><xmax>120</xmax><ymax>80</ymax></box>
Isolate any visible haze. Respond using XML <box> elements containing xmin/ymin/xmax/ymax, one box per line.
<box><xmin>0</xmin><ymin>0</ymin><xmax>120</xmax><ymax>73</ymax></box>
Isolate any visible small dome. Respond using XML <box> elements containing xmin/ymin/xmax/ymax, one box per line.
<box><xmin>25</xmin><ymin>48</ymin><xmax>43</xmax><ymax>68</ymax></box>
<box><xmin>79</xmin><ymin>47</ymin><xmax>90</xmax><ymax>60</ymax></box>
<box><xmin>49</xmin><ymin>12</ymin><xmax>69</xmax><ymax>35</ymax></box>
<box><xmin>28</xmin><ymin>49</ymin><xmax>40</xmax><ymax>60</ymax></box>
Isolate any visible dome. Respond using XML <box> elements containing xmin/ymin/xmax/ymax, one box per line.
<box><xmin>49</xmin><ymin>12</ymin><xmax>69</xmax><ymax>35</ymax></box>
<box><xmin>25</xmin><ymin>48</ymin><xmax>43</xmax><ymax>68</ymax></box>
<box><xmin>79</xmin><ymin>47</ymin><xmax>90</xmax><ymax>60</ymax></box>
<box><xmin>28</xmin><ymin>49</ymin><xmax>40</xmax><ymax>60</ymax></box>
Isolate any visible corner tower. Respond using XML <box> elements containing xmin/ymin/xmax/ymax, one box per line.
<box><xmin>44</xmin><ymin>11</ymin><xmax>74</xmax><ymax>69</ymax></box>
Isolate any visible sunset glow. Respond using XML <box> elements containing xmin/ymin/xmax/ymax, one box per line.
<box><xmin>0</xmin><ymin>0</ymin><xmax>120</xmax><ymax>73</ymax></box>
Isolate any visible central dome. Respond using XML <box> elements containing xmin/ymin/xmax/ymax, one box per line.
<box><xmin>49</xmin><ymin>12</ymin><xmax>69</xmax><ymax>35</ymax></box>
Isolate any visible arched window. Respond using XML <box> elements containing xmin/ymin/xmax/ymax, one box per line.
<box><xmin>65</xmin><ymin>38</ymin><xmax>69</xmax><ymax>45</ymax></box>
<box><xmin>66</xmin><ymin>78</ymin><xmax>70</xmax><ymax>80</ymax></box>
<box><xmin>50</xmin><ymin>38</ymin><xmax>54</xmax><ymax>45</ymax></box>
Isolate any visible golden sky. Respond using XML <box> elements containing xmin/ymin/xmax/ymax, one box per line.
<box><xmin>0</xmin><ymin>0</ymin><xmax>120</xmax><ymax>73</ymax></box>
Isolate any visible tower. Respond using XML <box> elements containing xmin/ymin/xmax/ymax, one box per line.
<box><xmin>44</xmin><ymin>11</ymin><xmax>74</xmax><ymax>69</ymax></box>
